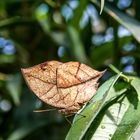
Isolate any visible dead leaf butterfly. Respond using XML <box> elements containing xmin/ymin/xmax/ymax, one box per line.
<box><xmin>21</xmin><ymin>61</ymin><xmax>105</xmax><ymax>115</ymax></box>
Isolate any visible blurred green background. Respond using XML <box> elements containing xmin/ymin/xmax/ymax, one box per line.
<box><xmin>0</xmin><ymin>0</ymin><xmax>140</xmax><ymax>140</ymax></box>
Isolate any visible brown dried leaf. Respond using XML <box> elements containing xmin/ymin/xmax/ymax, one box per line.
<box><xmin>21</xmin><ymin>61</ymin><xmax>105</xmax><ymax>115</ymax></box>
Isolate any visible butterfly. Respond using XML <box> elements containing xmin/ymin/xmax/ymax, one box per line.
<box><xmin>21</xmin><ymin>61</ymin><xmax>105</xmax><ymax>115</ymax></box>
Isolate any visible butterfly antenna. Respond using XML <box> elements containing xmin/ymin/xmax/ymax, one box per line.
<box><xmin>33</xmin><ymin>108</ymin><xmax>57</xmax><ymax>113</ymax></box>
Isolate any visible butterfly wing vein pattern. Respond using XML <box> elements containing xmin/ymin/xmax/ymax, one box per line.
<box><xmin>21</xmin><ymin>61</ymin><xmax>104</xmax><ymax>115</ymax></box>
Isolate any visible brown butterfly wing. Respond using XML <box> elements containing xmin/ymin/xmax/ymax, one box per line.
<box><xmin>21</xmin><ymin>61</ymin><xmax>104</xmax><ymax>114</ymax></box>
<box><xmin>57</xmin><ymin>62</ymin><xmax>104</xmax><ymax>108</ymax></box>
<box><xmin>21</xmin><ymin>61</ymin><xmax>63</xmax><ymax>108</ymax></box>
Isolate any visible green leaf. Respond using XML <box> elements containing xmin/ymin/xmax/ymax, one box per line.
<box><xmin>65</xmin><ymin>74</ymin><xmax>121</xmax><ymax>140</ymax></box>
<box><xmin>7</xmin><ymin>120</ymin><xmax>48</xmax><ymax>140</ymax></box>
<box><xmin>88</xmin><ymin>85</ymin><xmax>129</xmax><ymax>139</ymax></box>
<box><xmin>84</xmin><ymin>76</ymin><xmax>140</xmax><ymax>140</ymax></box>
<box><xmin>67</xmin><ymin>0</ymin><xmax>90</xmax><ymax>64</ymax></box>
<box><xmin>130</xmin><ymin>77</ymin><xmax>140</xmax><ymax>100</ymax></box>
<box><xmin>90</xmin><ymin>41</ymin><xmax>113</xmax><ymax>67</ymax></box>
<box><xmin>69</xmin><ymin>0</ymin><xmax>88</xmax><ymax>31</ymax></box>
<box><xmin>111</xmin><ymin>89</ymin><xmax>140</xmax><ymax>140</ymax></box>
<box><xmin>0</xmin><ymin>72</ymin><xmax>7</xmax><ymax>81</ymax></box>
<box><xmin>100</xmin><ymin>0</ymin><xmax>105</xmax><ymax>14</ymax></box>
<box><xmin>0</xmin><ymin>17</ymin><xmax>20</xmax><ymax>28</ymax></box>
<box><xmin>92</xmin><ymin>0</ymin><xmax>140</xmax><ymax>43</ymax></box>
<box><xmin>67</xmin><ymin>26</ymin><xmax>90</xmax><ymax>64</ymax></box>
<box><xmin>90</xmin><ymin>36</ymin><xmax>132</xmax><ymax>67</ymax></box>
<box><xmin>6</xmin><ymin>74</ymin><xmax>22</xmax><ymax>105</ymax></box>
<box><xmin>14</xmin><ymin>42</ymin><xmax>29</xmax><ymax>64</ymax></box>
<box><xmin>0</xmin><ymin>54</ymin><xmax>15</xmax><ymax>64</ymax></box>
<box><xmin>0</xmin><ymin>16</ymin><xmax>34</xmax><ymax>29</ymax></box>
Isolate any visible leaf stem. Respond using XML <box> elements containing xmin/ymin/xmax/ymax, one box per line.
<box><xmin>109</xmin><ymin>64</ymin><xmax>130</xmax><ymax>83</ymax></box>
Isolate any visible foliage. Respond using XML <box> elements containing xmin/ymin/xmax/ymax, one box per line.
<box><xmin>0</xmin><ymin>0</ymin><xmax>140</xmax><ymax>140</ymax></box>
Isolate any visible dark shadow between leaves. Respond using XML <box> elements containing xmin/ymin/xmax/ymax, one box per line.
<box><xmin>126</xmin><ymin>89</ymin><xmax>138</xmax><ymax>110</ymax></box>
